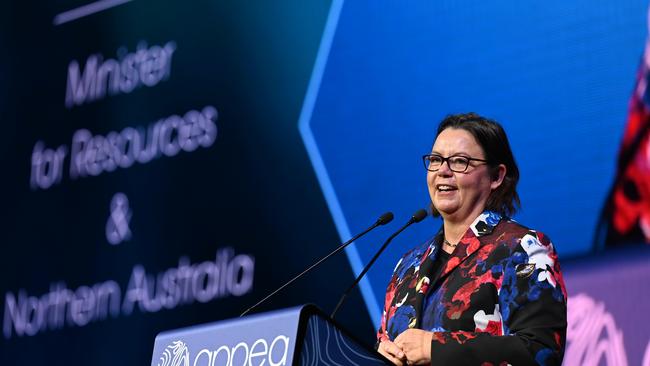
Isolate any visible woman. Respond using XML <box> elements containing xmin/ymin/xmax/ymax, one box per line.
<box><xmin>377</xmin><ymin>113</ymin><xmax>567</xmax><ymax>366</ymax></box>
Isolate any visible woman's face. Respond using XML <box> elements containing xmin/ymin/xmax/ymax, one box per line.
<box><xmin>427</xmin><ymin>128</ymin><xmax>504</xmax><ymax>223</ymax></box>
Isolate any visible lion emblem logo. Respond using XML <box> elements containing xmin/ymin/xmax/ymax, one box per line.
<box><xmin>158</xmin><ymin>340</ymin><xmax>189</xmax><ymax>366</ymax></box>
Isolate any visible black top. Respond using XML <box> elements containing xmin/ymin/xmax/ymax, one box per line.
<box><xmin>431</xmin><ymin>248</ymin><xmax>451</xmax><ymax>282</ymax></box>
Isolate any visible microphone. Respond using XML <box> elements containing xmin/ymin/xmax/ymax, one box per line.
<box><xmin>330</xmin><ymin>208</ymin><xmax>428</xmax><ymax>319</ymax></box>
<box><xmin>240</xmin><ymin>211</ymin><xmax>394</xmax><ymax>317</ymax></box>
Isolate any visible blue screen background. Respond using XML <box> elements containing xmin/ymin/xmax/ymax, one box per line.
<box><xmin>301</xmin><ymin>0</ymin><xmax>649</xmax><ymax>326</ymax></box>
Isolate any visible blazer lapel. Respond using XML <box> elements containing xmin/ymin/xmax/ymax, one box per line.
<box><xmin>438</xmin><ymin>211</ymin><xmax>503</xmax><ymax>278</ymax></box>
<box><xmin>412</xmin><ymin>236</ymin><xmax>440</xmax><ymax>328</ymax></box>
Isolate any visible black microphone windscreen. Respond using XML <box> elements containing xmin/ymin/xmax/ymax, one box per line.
<box><xmin>411</xmin><ymin>209</ymin><xmax>428</xmax><ymax>223</ymax></box>
<box><xmin>377</xmin><ymin>212</ymin><xmax>394</xmax><ymax>225</ymax></box>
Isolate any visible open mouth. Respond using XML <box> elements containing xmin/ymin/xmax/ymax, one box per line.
<box><xmin>436</xmin><ymin>184</ymin><xmax>457</xmax><ymax>192</ymax></box>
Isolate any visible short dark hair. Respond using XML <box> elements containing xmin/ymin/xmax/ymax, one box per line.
<box><xmin>430</xmin><ymin>112</ymin><xmax>520</xmax><ymax>217</ymax></box>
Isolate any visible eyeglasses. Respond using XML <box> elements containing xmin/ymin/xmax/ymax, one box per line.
<box><xmin>422</xmin><ymin>154</ymin><xmax>489</xmax><ymax>173</ymax></box>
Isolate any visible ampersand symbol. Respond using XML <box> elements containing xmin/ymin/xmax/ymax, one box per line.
<box><xmin>105</xmin><ymin>192</ymin><xmax>132</xmax><ymax>245</ymax></box>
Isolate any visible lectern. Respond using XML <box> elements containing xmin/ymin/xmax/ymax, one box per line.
<box><xmin>151</xmin><ymin>304</ymin><xmax>390</xmax><ymax>366</ymax></box>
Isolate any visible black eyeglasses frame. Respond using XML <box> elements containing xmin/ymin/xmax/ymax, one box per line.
<box><xmin>422</xmin><ymin>154</ymin><xmax>490</xmax><ymax>173</ymax></box>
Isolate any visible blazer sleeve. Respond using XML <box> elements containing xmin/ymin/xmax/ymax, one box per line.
<box><xmin>376</xmin><ymin>277</ymin><xmax>396</xmax><ymax>345</ymax></box>
<box><xmin>428</xmin><ymin>231</ymin><xmax>567</xmax><ymax>366</ymax></box>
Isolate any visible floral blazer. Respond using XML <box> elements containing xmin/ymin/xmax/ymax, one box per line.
<box><xmin>377</xmin><ymin>211</ymin><xmax>567</xmax><ymax>366</ymax></box>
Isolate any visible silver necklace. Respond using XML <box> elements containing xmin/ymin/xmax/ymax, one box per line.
<box><xmin>443</xmin><ymin>239</ymin><xmax>458</xmax><ymax>248</ymax></box>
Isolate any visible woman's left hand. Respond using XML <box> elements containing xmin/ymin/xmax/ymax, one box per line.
<box><xmin>394</xmin><ymin>329</ymin><xmax>433</xmax><ymax>365</ymax></box>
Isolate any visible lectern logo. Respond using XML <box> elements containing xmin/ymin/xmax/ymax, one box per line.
<box><xmin>158</xmin><ymin>340</ymin><xmax>189</xmax><ymax>366</ymax></box>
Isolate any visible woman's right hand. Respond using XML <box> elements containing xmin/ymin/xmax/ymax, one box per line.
<box><xmin>378</xmin><ymin>339</ymin><xmax>407</xmax><ymax>365</ymax></box>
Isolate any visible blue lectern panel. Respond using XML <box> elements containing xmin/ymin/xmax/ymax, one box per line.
<box><xmin>151</xmin><ymin>307</ymin><xmax>302</xmax><ymax>366</ymax></box>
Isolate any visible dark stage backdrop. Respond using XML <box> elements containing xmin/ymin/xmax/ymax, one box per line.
<box><xmin>5</xmin><ymin>1</ymin><xmax>650</xmax><ymax>365</ymax></box>
<box><xmin>1</xmin><ymin>1</ymin><xmax>378</xmax><ymax>365</ymax></box>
